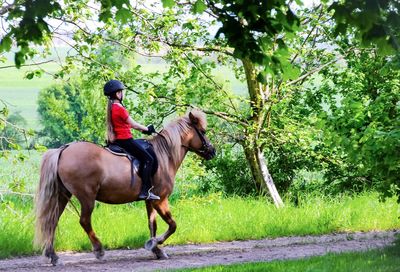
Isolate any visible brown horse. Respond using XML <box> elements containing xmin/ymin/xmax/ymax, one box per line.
<box><xmin>34</xmin><ymin>110</ymin><xmax>216</xmax><ymax>265</ymax></box>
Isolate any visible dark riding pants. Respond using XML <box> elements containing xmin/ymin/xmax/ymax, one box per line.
<box><xmin>114</xmin><ymin>138</ymin><xmax>155</xmax><ymax>192</ymax></box>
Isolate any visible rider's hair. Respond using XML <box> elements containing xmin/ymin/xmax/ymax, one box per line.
<box><xmin>106</xmin><ymin>93</ymin><xmax>118</xmax><ymax>144</ymax></box>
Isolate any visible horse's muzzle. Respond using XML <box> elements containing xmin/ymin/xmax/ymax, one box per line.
<box><xmin>205</xmin><ymin>146</ymin><xmax>216</xmax><ymax>160</ymax></box>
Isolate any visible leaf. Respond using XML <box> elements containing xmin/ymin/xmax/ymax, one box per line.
<box><xmin>257</xmin><ymin>71</ymin><xmax>267</xmax><ymax>84</ymax></box>
<box><xmin>282</xmin><ymin>64</ymin><xmax>300</xmax><ymax>81</ymax></box>
<box><xmin>25</xmin><ymin>71</ymin><xmax>35</xmax><ymax>79</ymax></box>
<box><xmin>183</xmin><ymin>22</ymin><xmax>194</xmax><ymax>30</ymax></box>
<box><xmin>115</xmin><ymin>8</ymin><xmax>131</xmax><ymax>24</ymax></box>
<box><xmin>161</xmin><ymin>0</ymin><xmax>175</xmax><ymax>8</ymax></box>
<box><xmin>14</xmin><ymin>51</ymin><xmax>25</xmax><ymax>68</ymax></box>
<box><xmin>99</xmin><ymin>10</ymin><xmax>112</xmax><ymax>22</ymax></box>
<box><xmin>0</xmin><ymin>36</ymin><xmax>12</xmax><ymax>52</ymax></box>
<box><xmin>34</xmin><ymin>144</ymin><xmax>48</xmax><ymax>152</ymax></box>
<box><xmin>192</xmin><ymin>0</ymin><xmax>207</xmax><ymax>14</ymax></box>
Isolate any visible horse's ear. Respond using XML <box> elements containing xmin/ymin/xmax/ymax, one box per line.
<box><xmin>189</xmin><ymin>112</ymin><xmax>199</xmax><ymax>125</ymax></box>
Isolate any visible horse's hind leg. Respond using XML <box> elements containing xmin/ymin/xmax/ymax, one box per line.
<box><xmin>78</xmin><ymin>198</ymin><xmax>104</xmax><ymax>259</ymax></box>
<box><xmin>45</xmin><ymin>188</ymin><xmax>71</xmax><ymax>266</ymax></box>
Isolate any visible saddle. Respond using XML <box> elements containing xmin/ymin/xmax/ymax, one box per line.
<box><xmin>105</xmin><ymin>139</ymin><xmax>158</xmax><ymax>187</ymax></box>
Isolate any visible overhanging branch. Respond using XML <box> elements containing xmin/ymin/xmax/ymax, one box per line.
<box><xmin>286</xmin><ymin>57</ymin><xmax>342</xmax><ymax>87</ymax></box>
<box><xmin>0</xmin><ymin>60</ymin><xmax>54</xmax><ymax>69</ymax></box>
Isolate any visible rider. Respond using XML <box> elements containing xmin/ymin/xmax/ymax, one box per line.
<box><xmin>103</xmin><ymin>79</ymin><xmax>160</xmax><ymax>201</ymax></box>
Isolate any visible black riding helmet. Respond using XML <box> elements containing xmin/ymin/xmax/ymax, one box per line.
<box><xmin>103</xmin><ymin>80</ymin><xmax>125</xmax><ymax>96</ymax></box>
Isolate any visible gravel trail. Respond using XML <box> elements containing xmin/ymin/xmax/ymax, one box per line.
<box><xmin>0</xmin><ymin>230</ymin><xmax>398</xmax><ymax>271</ymax></box>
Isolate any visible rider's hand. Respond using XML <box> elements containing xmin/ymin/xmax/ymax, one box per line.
<box><xmin>143</xmin><ymin>124</ymin><xmax>156</xmax><ymax>135</ymax></box>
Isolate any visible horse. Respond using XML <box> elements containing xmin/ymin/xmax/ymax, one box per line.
<box><xmin>34</xmin><ymin>110</ymin><xmax>216</xmax><ymax>265</ymax></box>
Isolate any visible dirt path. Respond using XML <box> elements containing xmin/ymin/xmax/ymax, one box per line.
<box><xmin>0</xmin><ymin>230</ymin><xmax>398</xmax><ymax>271</ymax></box>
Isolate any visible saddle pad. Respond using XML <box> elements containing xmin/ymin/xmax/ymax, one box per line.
<box><xmin>105</xmin><ymin>145</ymin><xmax>130</xmax><ymax>157</ymax></box>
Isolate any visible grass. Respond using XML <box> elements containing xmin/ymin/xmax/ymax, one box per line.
<box><xmin>0</xmin><ymin>192</ymin><xmax>399</xmax><ymax>259</ymax></box>
<box><xmin>174</xmin><ymin>238</ymin><xmax>400</xmax><ymax>272</ymax></box>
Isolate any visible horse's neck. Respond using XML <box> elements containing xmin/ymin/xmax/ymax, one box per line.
<box><xmin>171</xmin><ymin>146</ymin><xmax>188</xmax><ymax>175</ymax></box>
<box><xmin>151</xmin><ymin>135</ymin><xmax>188</xmax><ymax>177</ymax></box>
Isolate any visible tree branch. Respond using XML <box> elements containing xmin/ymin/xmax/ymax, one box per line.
<box><xmin>165</xmin><ymin>41</ymin><xmax>234</xmax><ymax>57</ymax></box>
<box><xmin>290</xmin><ymin>4</ymin><xmax>323</xmax><ymax>65</ymax></box>
<box><xmin>0</xmin><ymin>60</ymin><xmax>54</xmax><ymax>69</ymax></box>
<box><xmin>0</xmin><ymin>3</ymin><xmax>15</xmax><ymax>16</ymax></box>
<box><xmin>286</xmin><ymin>57</ymin><xmax>343</xmax><ymax>87</ymax></box>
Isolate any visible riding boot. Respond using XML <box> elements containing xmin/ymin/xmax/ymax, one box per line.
<box><xmin>138</xmin><ymin>164</ymin><xmax>160</xmax><ymax>201</ymax></box>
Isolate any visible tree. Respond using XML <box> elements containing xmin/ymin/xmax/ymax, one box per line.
<box><xmin>37</xmin><ymin>81</ymin><xmax>105</xmax><ymax>147</ymax></box>
<box><xmin>1</xmin><ymin>0</ymin><xmax>399</xmax><ymax>205</ymax></box>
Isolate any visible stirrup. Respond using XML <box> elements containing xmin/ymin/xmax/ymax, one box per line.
<box><xmin>139</xmin><ymin>186</ymin><xmax>160</xmax><ymax>200</ymax></box>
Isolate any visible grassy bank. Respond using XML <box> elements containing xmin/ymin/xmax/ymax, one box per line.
<box><xmin>0</xmin><ymin>192</ymin><xmax>399</xmax><ymax>259</ymax></box>
<box><xmin>176</xmin><ymin>238</ymin><xmax>400</xmax><ymax>272</ymax></box>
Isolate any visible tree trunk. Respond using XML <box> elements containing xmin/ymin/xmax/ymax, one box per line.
<box><xmin>243</xmin><ymin>144</ymin><xmax>284</xmax><ymax>208</ymax></box>
<box><xmin>241</xmin><ymin>57</ymin><xmax>284</xmax><ymax>208</ymax></box>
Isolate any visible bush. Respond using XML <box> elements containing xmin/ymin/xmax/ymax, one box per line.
<box><xmin>198</xmin><ymin>145</ymin><xmax>256</xmax><ymax>196</ymax></box>
<box><xmin>37</xmin><ymin>80</ymin><xmax>105</xmax><ymax>147</ymax></box>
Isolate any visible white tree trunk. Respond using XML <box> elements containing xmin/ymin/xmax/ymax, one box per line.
<box><xmin>243</xmin><ymin>144</ymin><xmax>284</xmax><ymax>208</ymax></box>
<box><xmin>256</xmin><ymin>149</ymin><xmax>284</xmax><ymax>208</ymax></box>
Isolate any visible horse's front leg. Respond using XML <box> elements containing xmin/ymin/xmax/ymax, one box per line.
<box><xmin>145</xmin><ymin>201</ymin><xmax>157</xmax><ymax>240</ymax></box>
<box><xmin>145</xmin><ymin>198</ymin><xmax>176</xmax><ymax>259</ymax></box>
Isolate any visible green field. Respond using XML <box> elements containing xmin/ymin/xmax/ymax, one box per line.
<box><xmin>0</xmin><ymin>61</ymin><xmax>61</xmax><ymax>128</ymax></box>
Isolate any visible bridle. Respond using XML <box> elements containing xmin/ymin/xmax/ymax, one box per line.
<box><xmin>182</xmin><ymin>123</ymin><xmax>213</xmax><ymax>156</ymax></box>
<box><xmin>154</xmin><ymin>122</ymin><xmax>214</xmax><ymax>157</ymax></box>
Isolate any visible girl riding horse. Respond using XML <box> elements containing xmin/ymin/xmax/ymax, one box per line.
<box><xmin>34</xmin><ymin>108</ymin><xmax>216</xmax><ymax>265</ymax></box>
<box><xmin>104</xmin><ymin>79</ymin><xmax>159</xmax><ymax>200</ymax></box>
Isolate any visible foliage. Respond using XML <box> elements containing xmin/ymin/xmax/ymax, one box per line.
<box><xmin>1</xmin><ymin>0</ymin><xmax>399</xmax><ymax>201</ymax></box>
<box><xmin>37</xmin><ymin>80</ymin><xmax>105</xmax><ymax>147</ymax></box>
<box><xmin>316</xmin><ymin>50</ymin><xmax>400</xmax><ymax>199</ymax></box>
<box><xmin>1</xmin><ymin>0</ymin><xmax>399</xmax><ymax>69</ymax></box>
<box><xmin>330</xmin><ymin>0</ymin><xmax>400</xmax><ymax>55</ymax></box>
<box><xmin>197</xmin><ymin>145</ymin><xmax>255</xmax><ymax>196</ymax></box>
<box><xmin>0</xmin><ymin>97</ymin><xmax>35</xmax><ymax>152</ymax></box>
<box><xmin>0</xmin><ymin>111</ymin><xmax>28</xmax><ymax>149</ymax></box>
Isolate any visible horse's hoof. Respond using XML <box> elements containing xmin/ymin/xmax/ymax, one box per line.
<box><xmin>95</xmin><ymin>249</ymin><xmax>105</xmax><ymax>260</ymax></box>
<box><xmin>145</xmin><ymin>238</ymin><xmax>157</xmax><ymax>251</ymax></box>
<box><xmin>50</xmin><ymin>255</ymin><xmax>61</xmax><ymax>266</ymax></box>
<box><xmin>153</xmin><ymin>247</ymin><xmax>169</xmax><ymax>260</ymax></box>
<box><xmin>157</xmin><ymin>251</ymin><xmax>169</xmax><ymax>260</ymax></box>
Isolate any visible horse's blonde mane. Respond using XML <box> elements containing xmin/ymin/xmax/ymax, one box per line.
<box><xmin>150</xmin><ymin>109</ymin><xmax>207</xmax><ymax>170</ymax></box>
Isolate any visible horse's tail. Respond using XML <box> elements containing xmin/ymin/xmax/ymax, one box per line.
<box><xmin>34</xmin><ymin>146</ymin><xmax>67</xmax><ymax>250</ymax></box>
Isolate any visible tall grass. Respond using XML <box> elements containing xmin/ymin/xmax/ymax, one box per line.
<box><xmin>0</xmin><ymin>192</ymin><xmax>399</xmax><ymax>259</ymax></box>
